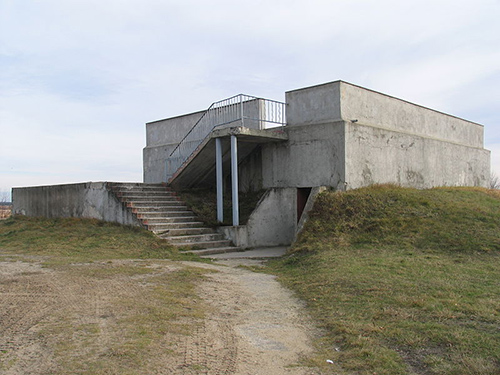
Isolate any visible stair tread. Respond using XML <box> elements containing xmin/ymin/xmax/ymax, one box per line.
<box><xmin>181</xmin><ymin>247</ymin><xmax>243</xmax><ymax>256</ymax></box>
<box><xmin>162</xmin><ymin>233</ymin><xmax>222</xmax><ymax>239</ymax></box>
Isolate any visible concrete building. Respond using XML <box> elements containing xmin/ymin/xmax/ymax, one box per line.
<box><xmin>143</xmin><ymin>80</ymin><xmax>490</xmax><ymax>247</ymax></box>
<box><xmin>14</xmin><ymin>81</ymin><xmax>491</xmax><ymax>251</ymax></box>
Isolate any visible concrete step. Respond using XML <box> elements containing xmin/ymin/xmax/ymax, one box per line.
<box><xmin>122</xmin><ymin>197</ymin><xmax>182</xmax><ymax>203</ymax></box>
<box><xmin>140</xmin><ymin>218</ymin><xmax>199</xmax><ymax>225</ymax></box>
<box><xmin>181</xmin><ymin>247</ymin><xmax>244</xmax><ymax>256</ymax></box>
<box><xmin>136</xmin><ymin>211</ymin><xmax>196</xmax><ymax>219</ymax></box>
<box><xmin>142</xmin><ymin>219</ymin><xmax>203</xmax><ymax>226</ymax></box>
<box><xmin>110</xmin><ymin>183</ymin><xmax>166</xmax><ymax>190</ymax></box>
<box><xmin>152</xmin><ymin>227</ymin><xmax>215</xmax><ymax>236</ymax></box>
<box><xmin>116</xmin><ymin>192</ymin><xmax>178</xmax><ymax>198</ymax></box>
<box><xmin>127</xmin><ymin>201</ymin><xmax>188</xmax><ymax>208</ymax></box>
<box><xmin>146</xmin><ymin>222</ymin><xmax>206</xmax><ymax>230</ymax></box>
<box><xmin>131</xmin><ymin>205</ymin><xmax>189</xmax><ymax>212</ymax></box>
<box><xmin>161</xmin><ymin>233</ymin><xmax>225</xmax><ymax>244</ymax></box>
<box><xmin>174</xmin><ymin>240</ymin><xmax>233</xmax><ymax>249</ymax></box>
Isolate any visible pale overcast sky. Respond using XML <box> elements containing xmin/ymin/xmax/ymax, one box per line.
<box><xmin>1</xmin><ymin>0</ymin><xmax>499</xmax><ymax>199</ymax></box>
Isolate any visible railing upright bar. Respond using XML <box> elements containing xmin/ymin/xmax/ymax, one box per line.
<box><xmin>240</xmin><ymin>95</ymin><xmax>244</xmax><ymax>128</ymax></box>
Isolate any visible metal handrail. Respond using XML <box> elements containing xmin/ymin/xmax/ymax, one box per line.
<box><xmin>166</xmin><ymin>94</ymin><xmax>286</xmax><ymax>180</ymax></box>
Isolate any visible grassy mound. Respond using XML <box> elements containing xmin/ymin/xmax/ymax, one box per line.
<box><xmin>0</xmin><ymin>215</ymin><xmax>195</xmax><ymax>261</ymax></box>
<box><xmin>268</xmin><ymin>186</ymin><xmax>500</xmax><ymax>375</ymax></box>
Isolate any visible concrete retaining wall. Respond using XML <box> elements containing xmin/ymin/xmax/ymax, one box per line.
<box><xmin>219</xmin><ymin>188</ymin><xmax>296</xmax><ymax>248</ymax></box>
<box><xmin>12</xmin><ymin>182</ymin><xmax>141</xmax><ymax>226</ymax></box>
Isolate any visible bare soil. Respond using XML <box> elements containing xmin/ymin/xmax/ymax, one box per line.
<box><xmin>0</xmin><ymin>255</ymin><xmax>320</xmax><ymax>374</ymax></box>
<box><xmin>0</xmin><ymin>206</ymin><xmax>11</xmax><ymax>219</ymax></box>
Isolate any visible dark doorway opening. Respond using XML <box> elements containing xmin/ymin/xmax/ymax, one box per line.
<box><xmin>297</xmin><ymin>187</ymin><xmax>312</xmax><ymax>223</ymax></box>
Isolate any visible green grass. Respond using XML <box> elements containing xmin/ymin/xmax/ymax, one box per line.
<box><xmin>267</xmin><ymin>185</ymin><xmax>500</xmax><ymax>375</ymax></box>
<box><xmin>0</xmin><ymin>215</ymin><xmax>199</xmax><ymax>262</ymax></box>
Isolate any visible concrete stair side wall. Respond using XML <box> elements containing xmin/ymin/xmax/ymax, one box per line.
<box><xmin>12</xmin><ymin>182</ymin><xmax>142</xmax><ymax>226</ymax></box>
<box><xmin>219</xmin><ymin>187</ymin><xmax>297</xmax><ymax>248</ymax></box>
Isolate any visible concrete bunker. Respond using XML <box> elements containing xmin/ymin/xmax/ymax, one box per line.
<box><xmin>143</xmin><ymin>80</ymin><xmax>490</xmax><ymax>247</ymax></box>
<box><xmin>13</xmin><ymin>80</ymin><xmax>491</xmax><ymax>250</ymax></box>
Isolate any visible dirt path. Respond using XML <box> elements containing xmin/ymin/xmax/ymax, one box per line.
<box><xmin>0</xmin><ymin>256</ymin><xmax>320</xmax><ymax>374</ymax></box>
<box><xmin>183</xmin><ymin>260</ymin><xmax>320</xmax><ymax>374</ymax></box>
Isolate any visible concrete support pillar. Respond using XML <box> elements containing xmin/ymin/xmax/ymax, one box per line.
<box><xmin>231</xmin><ymin>135</ymin><xmax>239</xmax><ymax>226</ymax></box>
<box><xmin>215</xmin><ymin>138</ymin><xmax>223</xmax><ymax>223</ymax></box>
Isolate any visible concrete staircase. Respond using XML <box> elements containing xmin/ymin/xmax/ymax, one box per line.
<box><xmin>109</xmin><ymin>183</ymin><xmax>241</xmax><ymax>256</ymax></box>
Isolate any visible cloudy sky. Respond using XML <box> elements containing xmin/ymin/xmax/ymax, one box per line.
<box><xmin>1</xmin><ymin>0</ymin><xmax>499</xmax><ymax>199</ymax></box>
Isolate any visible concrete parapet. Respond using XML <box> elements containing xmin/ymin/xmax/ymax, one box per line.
<box><xmin>339</xmin><ymin>82</ymin><xmax>484</xmax><ymax>148</ymax></box>
<box><xmin>12</xmin><ymin>182</ymin><xmax>142</xmax><ymax>226</ymax></box>
<box><xmin>285</xmin><ymin>80</ymin><xmax>485</xmax><ymax>148</ymax></box>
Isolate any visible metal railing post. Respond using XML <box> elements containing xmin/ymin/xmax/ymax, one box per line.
<box><xmin>231</xmin><ymin>135</ymin><xmax>239</xmax><ymax>226</ymax></box>
<box><xmin>216</xmin><ymin>138</ymin><xmax>223</xmax><ymax>223</ymax></box>
<box><xmin>240</xmin><ymin>95</ymin><xmax>244</xmax><ymax>128</ymax></box>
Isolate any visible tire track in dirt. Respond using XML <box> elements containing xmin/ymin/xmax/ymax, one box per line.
<box><xmin>0</xmin><ymin>261</ymin><xmax>60</xmax><ymax>374</ymax></box>
<box><xmin>181</xmin><ymin>261</ymin><xmax>320</xmax><ymax>375</ymax></box>
<box><xmin>0</xmin><ymin>258</ymin><xmax>320</xmax><ymax>374</ymax></box>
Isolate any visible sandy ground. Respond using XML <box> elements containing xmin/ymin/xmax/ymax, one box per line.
<box><xmin>0</xmin><ymin>255</ymin><xmax>320</xmax><ymax>374</ymax></box>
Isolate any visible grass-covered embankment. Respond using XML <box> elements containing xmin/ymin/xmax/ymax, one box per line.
<box><xmin>268</xmin><ymin>186</ymin><xmax>500</xmax><ymax>375</ymax></box>
<box><xmin>0</xmin><ymin>215</ymin><xmax>196</xmax><ymax>261</ymax></box>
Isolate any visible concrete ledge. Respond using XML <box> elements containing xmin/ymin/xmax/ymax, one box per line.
<box><xmin>12</xmin><ymin>182</ymin><xmax>142</xmax><ymax>226</ymax></box>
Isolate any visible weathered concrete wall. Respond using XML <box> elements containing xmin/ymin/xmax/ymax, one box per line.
<box><xmin>285</xmin><ymin>82</ymin><xmax>342</xmax><ymax>126</ymax></box>
<box><xmin>12</xmin><ymin>182</ymin><xmax>141</xmax><ymax>226</ymax></box>
<box><xmin>219</xmin><ymin>188</ymin><xmax>296</xmax><ymax>248</ymax></box>
<box><xmin>282</xmin><ymin>80</ymin><xmax>490</xmax><ymax>190</ymax></box>
<box><xmin>340</xmin><ymin>82</ymin><xmax>484</xmax><ymax>148</ymax></box>
<box><xmin>238</xmin><ymin>147</ymin><xmax>264</xmax><ymax>192</ymax></box>
<box><xmin>344</xmin><ymin>122</ymin><xmax>491</xmax><ymax>188</ymax></box>
<box><xmin>144</xmin><ymin>111</ymin><xmax>205</xmax><ymax>183</ymax></box>
<box><xmin>146</xmin><ymin>111</ymin><xmax>206</xmax><ymax>147</ymax></box>
<box><xmin>261</xmin><ymin>121</ymin><xmax>346</xmax><ymax>189</ymax></box>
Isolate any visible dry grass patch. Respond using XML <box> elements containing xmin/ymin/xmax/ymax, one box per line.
<box><xmin>0</xmin><ymin>205</ymin><xmax>11</xmax><ymax>219</ymax></box>
<box><xmin>0</xmin><ymin>258</ymin><xmax>213</xmax><ymax>375</ymax></box>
